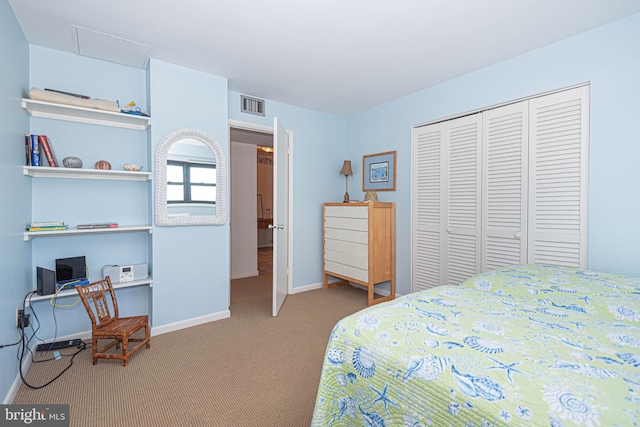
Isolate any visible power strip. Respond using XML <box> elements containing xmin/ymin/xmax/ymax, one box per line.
<box><xmin>36</xmin><ymin>339</ymin><xmax>83</xmax><ymax>352</ymax></box>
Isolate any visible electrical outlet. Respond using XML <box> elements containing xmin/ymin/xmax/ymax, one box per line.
<box><xmin>16</xmin><ymin>308</ymin><xmax>29</xmax><ymax>329</ymax></box>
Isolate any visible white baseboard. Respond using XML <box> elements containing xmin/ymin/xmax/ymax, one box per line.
<box><xmin>290</xmin><ymin>282</ymin><xmax>323</xmax><ymax>294</ymax></box>
<box><xmin>231</xmin><ymin>271</ymin><xmax>259</xmax><ymax>280</ymax></box>
<box><xmin>151</xmin><ymin>310</ymin><xmax>231</xmax><ymax>337</ymax></box>
<box><xmin>5</xmin><ymin>330</ymin><xmax>92</xmax><ymax>404</ymax></box>
<box><xmin>349</xmin><ymin>282</ymin><xmax>402</xmax><ymax>298</ymax></box>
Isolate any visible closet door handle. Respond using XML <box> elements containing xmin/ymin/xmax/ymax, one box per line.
<box><xmin>514</xmin><ymin>232</ymin><xmax>521</xmax><ymax>239</ymax></box>
<box><xmin>446</xmin><ymin>227</ymin><xmax>452</xmax><ymax>233</ymax></box>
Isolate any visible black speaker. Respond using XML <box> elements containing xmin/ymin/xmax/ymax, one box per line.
<box><xmin>37</xmin><ymin>267</ymin><xmax>56</xmax><ymax>296</ymax></box>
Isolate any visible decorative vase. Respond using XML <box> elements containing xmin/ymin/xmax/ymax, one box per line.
<box><xmin>62</xmin><ymin>156</ymin><xmax>83</xmax><ymax>168</ymax></box>
<box><xmin>95</xmin><ymin>160</ymin><xmax>112</xmax><ymax>170</ymax></box>
<box><xmin>364</xmin><ymin>190</ymin><xmax>378</xmax><ymax>202</ymax></box>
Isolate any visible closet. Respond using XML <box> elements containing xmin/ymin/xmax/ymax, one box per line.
<box><xmin>412</xmin><ymin>85</ymin><xmax>589</xmax><ymax>291</ymax></box>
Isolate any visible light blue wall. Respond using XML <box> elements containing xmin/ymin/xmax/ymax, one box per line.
<box><xmin>229</xmin><ymin>91</ymin><xmax>346</xmax><ymax>288</ymax></box>
<box><xmin>346</xmin><ymin>12</ymin><xmax>640</xmax><ymax>295</ymax></box>
<box><xmin>149</xmin><ymin>59</ymin><xmax>230</xmax><ymax>326</ymax></box>
<box><xmin>0</xmin><ymin>0</ymin><xmax>30</xmax><ymax>403</ymax></box>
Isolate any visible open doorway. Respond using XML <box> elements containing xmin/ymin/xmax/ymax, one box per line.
<box><xmin>229</xmin><ymin>125</ymin><xmax>274</xmax><ymax>308</ymax></box>
<box><xmin>229</xmin><ymin>119</ymin><xmax>293</xmax><ymax>316</ymax></box>
<box><xmin>256</xmin><ymin>145</ymin><xmax>274</xmax><ymax>275</ymax></box>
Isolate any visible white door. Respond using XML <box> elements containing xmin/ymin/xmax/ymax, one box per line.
<box><xmin>413</xmin><ymin>122</ymin><xmax>445</xmax><ymax>291</ymax></box>
<box><xmin>271</xmin><ymin>117</ymin><xmax>289</xmax><ymax>316</ymax></box>
<box><xmin>445</xmin><ymin>114</ymin><xmax>482</xmax><ymax>285</ymax></box>
<box><xmin>528</xmin><ymin>86</ymin><xmax>589</xmax><ymax>268</ymax></box>
<box><xmin>412</xmin><ymin>113</ymin><xmax>482</xmax><ymax>290</ymax></box>
<box><xmin>481</xmin><ymin>101</ymin><xmax>529</xmax><ymax>271</ymax></box>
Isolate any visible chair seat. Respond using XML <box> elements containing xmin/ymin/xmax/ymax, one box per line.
<box><xmin>94</xmin><ymin>315</ymin><xmax>148</xmax><ymax>338</ymax></box>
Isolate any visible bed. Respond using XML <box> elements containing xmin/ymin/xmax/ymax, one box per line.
<box><xmin>311</xmin><ymin>264</ymin><xmax>640</xmax><ymax>426</ymax></box>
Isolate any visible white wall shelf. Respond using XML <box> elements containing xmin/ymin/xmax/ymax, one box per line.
<box><xmin>24</xmin><ymin>226</ymin><xmax>152</xmax><ymax>241</ymax></box>
<box><xmin>22</xmin><ymin>98</ymin><xmax>151</xmax><ymax>130</ymax></box>
<box><xmin>26</xmin><ymin>277</ymin><xmax>154</xmax><ymax>305</ymax></box>
<box><xmin>24</xmin><ymin>166</ymin><xmax>151</xmax><ymax>181</ymax></box>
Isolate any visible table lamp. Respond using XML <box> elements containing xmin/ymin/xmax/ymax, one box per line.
<box><xmin>340</xmin><ymin>160</ymin><xmax>353</xmax><ymax>203</ymax></box>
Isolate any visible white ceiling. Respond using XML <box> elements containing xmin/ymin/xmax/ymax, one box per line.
<box><xmin>9</xmin><ymin>0</ymin><xmax>640</xmax><ymax>117</ymax></box>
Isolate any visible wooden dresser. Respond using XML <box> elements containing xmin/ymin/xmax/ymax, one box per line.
<box><xmin>323</xmin><ymin>202</ymin><xmax>396</xmax><ymax>306</ymax></box>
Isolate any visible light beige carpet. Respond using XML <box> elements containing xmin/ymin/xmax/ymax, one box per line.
<box><xmin>13</xmin><ymin>273</ymin><xmax>372</xmax><ymax>426</ymax></box>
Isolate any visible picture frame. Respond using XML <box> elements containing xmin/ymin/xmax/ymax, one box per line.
<box><xmin>362</xmin><ymin>150</ymin><xmax>396</xmax><ymax>191</ymax></box>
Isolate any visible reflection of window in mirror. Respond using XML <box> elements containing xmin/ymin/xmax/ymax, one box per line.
<box><xmin>167</xmin><ymin>160</ymin><xmax>216</xmax><ymax>204</ymax></box>
<box><xmin>166</xmin><ymin>138</ymin><xmax>217</xmax><ymax>217</ymax></box>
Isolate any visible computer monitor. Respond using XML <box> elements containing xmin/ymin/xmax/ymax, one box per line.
<box><xmin>55</xmin><ymin>255</ymin><xmax>86</xmax><ymax>285</ymax></box>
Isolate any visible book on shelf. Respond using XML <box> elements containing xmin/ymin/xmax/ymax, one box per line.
<box><xmin>25</xmin><ymin>134</ymin><xmax>31</xmax><ymax>166</ymax></box>
<box><xmin>30</xmin><ymin>221</ymin><xmax>65</xmax><ymax>227</ymax></box>
<box><xmin>44</xmin><ymin>88</ymin><xmax>90</xmax><ymax>99</ymax></box>
<box><xmin>26</xmin><ymin>225</ymin><xmax>68</xmax><ymax>232</ymax></box>
<box><xmin>37</xmin><ymin>135</ymin><xmax>58</xmax><ymax>167</ymax></box>
<box><xmin>77</xmin><ymin>223</ymin><xmax>119</xmax><ymax>229</ymax></box>
<box><xmin>30</xmin><ymin>134</ymin><xmax>40</xmax><ymax>167</ymax></box>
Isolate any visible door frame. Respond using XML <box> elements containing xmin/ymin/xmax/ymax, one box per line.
<box><xmin>228</xmin><ymin>119</ymin><xmax>294</xmax><ymax>296</ymax></box>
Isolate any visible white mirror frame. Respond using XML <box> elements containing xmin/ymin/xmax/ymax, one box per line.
<box><xmin>154</xmin><ymin>128</ymin><xmax>227</xmax><ymax>226</ymax></box>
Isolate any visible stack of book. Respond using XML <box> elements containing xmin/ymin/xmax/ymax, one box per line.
<box><xmin>77</xmin><ymin>223</ymin><xmax>118</xmax><ymax>229</ymax></box>
<box><xmin>26</xmin><ymin>221</ymin><xmax>67</xmax><ymax>232</ymax></box>
<box><xmin>25</xmin><ymin>134</ymin><xmax>58</xmax><ymax>167</ymax></box>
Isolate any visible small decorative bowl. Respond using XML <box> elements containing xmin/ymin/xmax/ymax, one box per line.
<box><xmin>123</xmin><ymin>163</ymin><xmax>143</xmax><ymax>172</ymax></box>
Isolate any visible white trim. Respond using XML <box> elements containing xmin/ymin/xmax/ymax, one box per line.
<box><xmin>287</xmin><ymin>130</ymin><xmax>294</xmax><ymax>295</ymax></box>
<box><xmin>228</xmin><ymin>119</ymin><xmax>274</xmax><ymax>134</ymax></box>
<box><xmin>349</xmin><ymin>282</ymin><xmax>402</xmax><ymax>299</ymax></box>
<box><xmin>231</xmin><ymin>271</ymin><xmax>259</xmax><ymax>280</ymax></box>
<box><xmin>290</xmin><ymin>282</ymin><xmax>323</xmax><ymax>294</ymax></box>
<box><xmin>151</xmin><ymin>310</ymin><xmax>231</xmax><ymax>337</ymax></box>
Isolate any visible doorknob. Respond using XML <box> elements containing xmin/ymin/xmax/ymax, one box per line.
<box><xmin>268</xmin><ymin>224</ymin><xmax>275</xmax><ymax>230</ymax></box>
<box><xmin>268</xmin><ymin>224</ymin><xmax>284</xmax><ymax>230</ymax></box>
<box><xmin>276</xmin><ymin>224</ymin><xmax>284</xmax><ymax>230</ymax></box>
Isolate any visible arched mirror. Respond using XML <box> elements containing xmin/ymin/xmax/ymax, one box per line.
<box><xmin>155</xmin><ymin>128</ymin><xmax>226</xmax><ymax>226</ymax></box>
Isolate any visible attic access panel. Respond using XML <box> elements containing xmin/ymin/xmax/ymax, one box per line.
<box><xmin>72</xmin><ymin>26</ymin><xmax>152</xmax><ymax>69</ymax></box>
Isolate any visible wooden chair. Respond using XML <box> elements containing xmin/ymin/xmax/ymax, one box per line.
<box><xmin>76</xmin><ymin>277</ymin><xmax>150</xmax><ymax>366</ymax></box>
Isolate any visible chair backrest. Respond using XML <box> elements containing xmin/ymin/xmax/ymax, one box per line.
<box><xmin>76</xmin><ymin>277</ymin><xmax>119</xmax><ymax>328</ymax></box>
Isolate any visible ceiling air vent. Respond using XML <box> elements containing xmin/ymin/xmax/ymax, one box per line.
<box><xmin>241</xmin><ymin>95</ymin><xmax>265</xmax><ymax>116</ymax></box>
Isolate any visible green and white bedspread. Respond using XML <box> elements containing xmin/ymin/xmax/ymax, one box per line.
<box><xmin>311</xmin><ymin>264</ymin><xmax>640</xmax><ymax>426</ymax></box>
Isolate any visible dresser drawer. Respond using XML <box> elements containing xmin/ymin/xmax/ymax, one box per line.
<box><xmin>324</xmin><ymin>227</ymin><xmax>368</xmax><ymax>245</ymax></box>
<box><xmin>324</xmin><ymin>260</ymin><xmax>368</xmax><ymax>283</ymax></box>
<box><xmin>324</xmin><ymin>205</ymin><xmax>368</xmax><ymax>219</ymax></box>
<box><xmin>324</xmin><ymin>216</ymin><xmax>368</xmax><ymax>232</ymax></box>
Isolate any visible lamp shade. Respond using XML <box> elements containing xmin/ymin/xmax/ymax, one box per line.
<box><xmin>340</xmin><ymin>160</ymin><xmax>353</xmax><ymax>176</ymax></box>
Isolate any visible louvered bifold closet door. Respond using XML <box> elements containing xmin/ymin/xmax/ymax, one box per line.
<box><xmin>482</xmin><ymin>101</ymin><xmax>529</xmax><ymax>271</ymax></box>
<box><xmin>528</xmin><ymin>86</ymin><xmax>589</xmax><ymax>268</ymax></box>
<box><xmin>413</xmin><ymin>122</ymin><xmax>445</xmax><ymax>291</ymax></box>
<box><xmin>446</xmin><ymin>114</ymin><xmax>482</xmax><ymax>285</ymax></box>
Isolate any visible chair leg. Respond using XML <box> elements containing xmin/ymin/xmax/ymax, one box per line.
<box><xmin>122</xmin><ymin>336</ymin><xmax>129</xmax><ymax>367</ymax></box>
<box><xmin>145</xmin><ymin>324</ymin><xmax>151</xmax><ymax>349</ymax></box>
<box><xmin>92</xmin><ymin>336</ymin><xmax>98</xmax><ymax>365</ymax></box>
